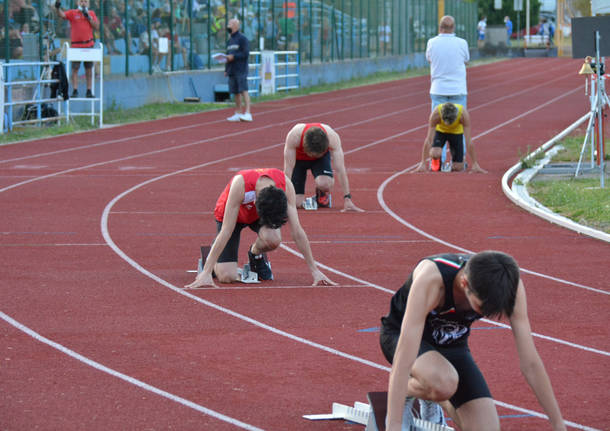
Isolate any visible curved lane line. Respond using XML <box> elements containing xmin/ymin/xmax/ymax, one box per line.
<box><xmin>0</xmin><ymin>311</ymin><xmax>265</xmax><ymax>431</ymax></box>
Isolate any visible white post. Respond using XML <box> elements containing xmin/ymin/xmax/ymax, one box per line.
<box><xmin>526</xmin><ymin>0</ymin><xmax>530</xmax><ymax>43</ymax></box>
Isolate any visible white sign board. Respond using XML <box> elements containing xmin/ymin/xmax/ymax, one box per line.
<box><xmin>514</xmin><ymin>0</ymin><xmax>523</xmax><ymax>11</ymax></box>
<box><xmin>260</xmin><ymin>50</ymin><xmax>275</xmax><ymax>95</ymax></box>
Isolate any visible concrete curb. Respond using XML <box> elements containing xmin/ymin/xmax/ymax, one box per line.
<box><xmin>501</xmin><ymin>112</ymin><xmax>610</xmax><ymax>243</ymax></box>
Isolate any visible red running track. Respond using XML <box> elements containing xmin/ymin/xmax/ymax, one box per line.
<box><xmin>1</xmin><ymin>57</ymin><xmax>608</xmax><ymax>431</ymax></box>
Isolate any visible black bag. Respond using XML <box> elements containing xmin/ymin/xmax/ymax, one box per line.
<box><xmin>22</xmin><ymin>103</ymin><xmax>59</xmax><ymax>123</ymax></box>
<box><xmin>50</xmin><ymin>61</ymin><xmax>70</xmax><ymax>100</ymax></box>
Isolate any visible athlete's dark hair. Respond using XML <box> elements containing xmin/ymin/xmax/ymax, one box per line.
<box><xmin>256</xmin><ymin>185</ymin><xmax>288</xmax><ymax>229</ymax></box>
<box><xmin>464</xmin><ymin>251</ymin><xmax>519</xmax><ymax>318</ymax></box>
<box><xmin>440</xmin><ymin>103</ymin><xmax>459</xmax><ymax>125</ymax></box>
<box><xmin>303</xmin><ymin>127</ymin><xmax>329</xmax><ymax>156</ymax></box>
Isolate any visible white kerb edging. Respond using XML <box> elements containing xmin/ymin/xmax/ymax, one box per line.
<box><xmin>501</xmin><ymin>112</ymin><xmax>610</xmax><ymax>243</ymax></box>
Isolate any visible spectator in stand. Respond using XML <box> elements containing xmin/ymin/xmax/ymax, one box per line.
<box><xmin>378</xmin><ymin>21</ymin><xmax>391</xmax><ymax>54</ymax></box>
<box><xmin>55</xmin><ymin>0</ymin><xmax>100</xmax><ymax>98</ymax></box>
<box><xmin>160</xmin><ymin>22</ymin><xmax>188</xmax><ymax>70</ymax></box>
<box><xmin>12</xmin><ymin>0</ymin><xmax>39</xmax><ymax>33</ymax></box>
<box><xmin>131</xmin><ymin>6</ymin><xmax>147</xmax><ymax>39</ymax></box>
<box><xmin>0</xmin><ymin>0</ymin><xmax>40</xmax><ymax>59</ymax></box>
<box><xmin>504</xmin><ymin>16</ymin><xmax>512</xmax><ymax>46</ymax></box>
<box><xmin>278</xmin><ymin>10</ymin><xmax>296</xmax><ymax>50</ymax></box>
<box><xmin>139</xmin><ymin>17</ymin><xmax>164</xmax><ymax>72</ymax></box>
<box><xmin>104</xmin><ymin>6</ymin><xmax>125</xmax><ymax>54</ymax></box>
<box><xmin>476</xmin><ymin>16</ymin><xmax>486</xmax><ymax>48</ymax></box>
<box><xmin>263</xmin><ymin>12</ymin><xmax>275</xmax><ymax>49</ymax></box>
<box><xmin>0</xmin><ymin>26</ymin><xmax>23</xmax><ymax>59</ymax></box>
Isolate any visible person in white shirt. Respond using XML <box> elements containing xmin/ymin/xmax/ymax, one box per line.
<box><xmin>426</xmin><ymin>15</ymin><xmax>469</xmax><ymax>111</ymax></box>
<box><xmin>477</xmin><ymin>16</ymin><xmax>486</xmax><ymax>48</ymax></box>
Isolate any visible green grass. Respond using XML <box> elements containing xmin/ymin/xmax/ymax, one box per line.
<box><xmin>527</xmin><ymin>135</ymin><xmax>610</xmax><ymax>234</ymax></box>
<box><xmin>528</xmin><ymin>178</ymin><xmax>610</xmax><ymax>233</ymax></box>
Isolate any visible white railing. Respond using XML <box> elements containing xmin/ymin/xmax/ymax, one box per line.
<box><xmin>248</xmin><ymin>50</ymin><xmax>300</xmax><ymax>96</ymax></box>
<box><xmin>0</xmin><ymin>60</ymin><xmax>65</xmax><ymax>133</ymax></box>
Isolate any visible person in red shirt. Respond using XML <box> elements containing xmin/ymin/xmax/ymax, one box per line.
<box><xmin>55</xmin><ymin>0</ymin><xmax>99</xmax><ymax>98</ymax></box>
<box><xmin>184</xmin><ymin>168</ymin><xmax>336</xmax><ymax>288</ymax></box>
<box><xmin>283</xmin><ymin>123</ymin><xmax>363</xmax><ymax>211</ymax></box>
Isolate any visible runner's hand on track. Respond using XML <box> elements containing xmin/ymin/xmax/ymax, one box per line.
<box><xmin>412</xmin><ymin>161</ymin><xmax>428</xmax><ymax>173</ymax></box>
<box><xmin>469</xmin><ymin>163</ymin><xmax>488</xmax><ymax>174</ymax></box>
<box><xmin>184</xmin><ymin>272</ymin><xmax>217</xmax><ymax>289</ymax></box>
<box><xmin>312</xmin><ymin>270</ymin><xmax>337</xmax><ymax>286</ymax></box>
<box><xmin>341</xmin><ymin>198</ymin><xmax>364</xmax><ymax>213</ymax></box>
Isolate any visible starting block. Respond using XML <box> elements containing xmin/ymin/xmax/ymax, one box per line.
<box><xmin>365</xmin><ymin>392</ymin><xmax>454</xmax><ymax>431</ymax></box>
<box><xmin>303</xmin><ymin>401</ymin><xmax>371</xmax><ymax>425</ymax></box>
<box><xmin>302</xmin><ymin>196</ymin><xmax>318</xmax><ymax>210</ymax></box>
<box><xmin>236</xmin><ymin>263</ymin><xmax>260</xmax><ymax>283</ymax></box>
<box><xmin>195</xmin><ymin>245</ymin><xmax>260</xmax><ymax>283</ymax></box>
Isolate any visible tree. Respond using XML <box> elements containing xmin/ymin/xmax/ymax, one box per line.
<box><xmin>477</xmin><ymin>0</ymin><xmax>542</xmax><ymax>28</ymax></box>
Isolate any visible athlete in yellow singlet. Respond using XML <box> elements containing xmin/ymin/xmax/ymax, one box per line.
<box><xmin>414</xmin><ymin>103</ymin><xmax>487</xmax><ymax>173</ymax></box>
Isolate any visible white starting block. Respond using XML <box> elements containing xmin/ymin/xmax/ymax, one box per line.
<box><xmin>303</xmin><ymin>401</ymin><xmax>371</xmax><ymax>425</ymax></box>
<box><xmin>303</xmin><ymin>397</ymin><xmax>453</xmax><ymax>430</ymax></box>
<box><xmin>365</xmin><ymin>392</ymin><xmax>454</xmax><ymax>431</ymax></box>
<box><xmin>302</xmin><ymin>196</ymin><xmax>318</xmax><ymax>210</ymax></box>
<box><xmin>192</xmin><ymin>245</ymin><xmax>260</xmax><ymax>283</ymax></box>
<box><xmin>235</xmin><ymin>263</ymin><xmax>260</xmax><ymax>283</ymax></box>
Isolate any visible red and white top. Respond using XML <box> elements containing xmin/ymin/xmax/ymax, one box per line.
<box><xmin>65</xmin><ymin>9</ymin><xmax>97</xmax><ymax>48</ymax></box>
<box><xmin>296</xmin><ymin>123</ymin><xmax>328</xmax><ymax>161</ymax></box>
<box><xmin>214</xmin><ymin>168</ymin><xmax>286</xmax><ymax>224</ymax></box>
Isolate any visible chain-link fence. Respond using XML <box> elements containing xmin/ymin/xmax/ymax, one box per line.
<box><xmin>1</xmin><ymin>0</ymin><xmax>478</xmax><ymax>76</ymax></box>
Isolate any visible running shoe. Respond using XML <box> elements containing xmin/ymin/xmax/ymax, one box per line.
<box><xmin>227</xmin><ymin>112</ymin><xmax>242</xmax><ymax>122</ymax></box>
<box><xmin>430</xmin><ymin>158</ymin><xmax>441</xmax><ymax>172</ymax></box>
<box><xmin>248</xmin><ymin>249</ymin><xmax>273</xmax><ymax>280</ymax></box>
<box><xmin>239</xmin><ymin>112</ymin><xmax>253</xmax><ymax>122</ymax></box>
<box><xmin>315</xmin><ymin>190</ymin><xmax>332</xmax><ymax>208</ymax></box>
<box><xmin>419</xmin><ymin>399</ymin><xmax>447</xmax><ymax>426</ymax></box>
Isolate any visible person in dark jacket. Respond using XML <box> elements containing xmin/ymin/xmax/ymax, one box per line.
<box><xmin>225</xmin><ymin>18</ymin><xmax>252</xmax><ymax>122</ymax></box>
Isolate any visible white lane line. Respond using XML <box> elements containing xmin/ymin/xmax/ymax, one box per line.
<box><xmin>0</xmin><ymin>311</ymin><xmax>265</xmax><ymax>431</ymax></box>
<box><xmin>2</xmin><ymin>61</ymin><xmax>602</xmax><ymax>431</ymax></box>
<box><xmin>0</xmin><ymin>59</ymin><xmax>574</xmax><ymax>165</ymax></box>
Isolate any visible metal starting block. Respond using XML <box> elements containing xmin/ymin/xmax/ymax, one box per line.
<box><xmin>303</xmin><ymin>401</ymin><xmax>371</xmax><ymax>425</ymax></box>
<box><xmin>236</xmin><ymin>263</ymin><xmax>260</xmax><ymax>283</ymax></box>
<box><xmin>194</xmin><ymin>245</ymin><xmax>260</xmax><ymax>283</ymax></box>
<box><xmin>365</xmin><ymin>392</ymin><xmax>454</xmax><ymax>431</ymax></box>
<box><xmin>302</xmin><ymin>196</ymin><xmax>318</xmax><ymax>210</ymax></box>
<box><xmin>303</xmin><ymin>396</ymin><xmax>453</xmax><ymax>430</ymax></box>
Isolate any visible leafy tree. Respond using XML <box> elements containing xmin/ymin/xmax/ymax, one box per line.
<box><xmin>476</xmin><ymin>0</ymin><xmax>542</xmax><ymax>28</ymax></box>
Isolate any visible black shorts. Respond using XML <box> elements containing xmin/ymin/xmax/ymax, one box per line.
<box><xmin>291</xmin><ymin>152</ymin><xmax>333</xmax><ymax>195</ymax></box>
<box><xmin>228</xmin><ymin>74</ymin><xmax>248</xmax><ymax>94</ymax></box>
<box><xmin>379</xmin><ymin>326</ymin><xmax>491</xmax><ymax>409</ymax></box>
<box><xmin>72</xmin><ymin>61</ymin><xmax>93</xmax><ymax>70</ymax></box>
<box><xmin>215</xmin><ymin>220</ymin><xmax>260</xmax><ymax>263</ymax></box>
<box><xmin>432</xmin><ymin>131</ymin><xmax>464</xmax><ymax>163</ymax></box>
